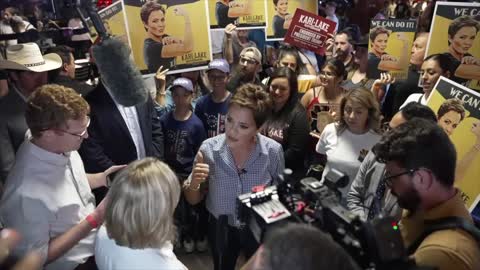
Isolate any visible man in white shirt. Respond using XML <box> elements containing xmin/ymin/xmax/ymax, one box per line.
<box><xmin>0</xmin><ymin>84</ymin><xmax>123</xmax><ymax>270</ymax></box>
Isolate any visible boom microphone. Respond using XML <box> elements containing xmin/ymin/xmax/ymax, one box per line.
<box><xmin>92</xmin><ymin>38</ymin><xmax>148</xmax><ymax>106</ymax></box>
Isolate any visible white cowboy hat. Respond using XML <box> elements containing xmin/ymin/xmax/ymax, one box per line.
<box><xmin>0</xmin><ymin>43</ymin><xmax>62</xmax><ymax>72</ymax></box>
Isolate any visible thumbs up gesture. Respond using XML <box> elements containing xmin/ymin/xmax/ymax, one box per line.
<box><xmin>191</xmin><ymin>151</ymin><xmax>210</xmax><ymax>187</ymax></box>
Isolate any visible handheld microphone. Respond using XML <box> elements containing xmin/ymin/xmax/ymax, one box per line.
<box><xmin>92</xmin><ymin>38</ymin><xmax>148</xmax><ymax>107</ymax></box>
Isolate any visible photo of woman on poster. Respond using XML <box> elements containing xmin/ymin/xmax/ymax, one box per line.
<box><xmin>367</xmin><ymin>26</ymin><xmax>409</xmax><ymax>79</ymax></box>
<box><xmin>141</xmin><ymin>1</ymin><xmax>193</xmax><ymax>73</ymax></box>
<box><xmin>272</xmin><ymin>0</ymin><xmax>292</xmax><ymax>38</ymax></box>
<box><xmin>432</xmin><ymin>95</ymin><xmax>478</xmax><ymax>184</ymax></box>
<box><xmin>442</xmin><ymin>15</ymin><xmax>480</xmax><ymax>87</ymax></box>
<box><xmin>437</xmin><ymin>98</ymin><xmax>465</xmax><ymax>136</ymax></box>
<box><xmin>215</xmin><ymin>0</ymin><xmax>253</xmax><ymax>28</ymax></box>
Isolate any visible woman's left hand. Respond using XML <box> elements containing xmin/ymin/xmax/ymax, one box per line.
<box><xmin>173</xmin><ymin>6</ymin><xmax>189</xmax><ymax>17</ymax></box>
<box><xmin>162</xmin><ymin>36</ymin><xmax>183</xmax><ymax>45</ymax></box>
<box><xmin>472</xmin><ymin>121</ymin><xmax>480</xmax><ymax>139</ymax></box>
<box><xmin>381</xmin><ymin>54</ymin><xmax>397</xmax><ymax>61</ymax></box>
<box><xmin>462</xmin><ymin>56</ymin><xmax>480</xmax><ymax>66</ymax></box>
<box><xmin>396</xmin><ymin>32</ymin><xmax>409</xmax><ymax>42</ymax></box>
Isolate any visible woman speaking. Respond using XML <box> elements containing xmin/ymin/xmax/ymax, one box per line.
<box><xmin>141</xmin><ymin>1</ymin><xmax>193</xmax><ymax>73</ymax></box>
<box><xmin>184</xmin><ymin>84</ymin><xmax>285</xmax><ymax>270</ymax></box>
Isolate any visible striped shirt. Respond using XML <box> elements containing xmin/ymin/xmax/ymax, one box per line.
<box><xmin>200</xmin><ymin>133</ymin><xmax>285</xmax><ymax>227</ymax></box>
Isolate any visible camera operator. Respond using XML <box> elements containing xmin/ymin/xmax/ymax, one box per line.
<box><xmin>372</xmin><ymin>118</ymin><xmax>480</xmax><ymax>270</ymax></box>
<box><xmin>347</xmin><ymin>103</ymin><xmax>437</xmax><ymax>221</ymax></box>
<box><xmin>240</xmin><ymin>223</ymin><xmax>359</xmax><ymax>270</ymax></box>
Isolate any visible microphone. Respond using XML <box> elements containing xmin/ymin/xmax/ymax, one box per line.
<box><xmin>238</xmin><ymin>168</ymin><xmax>247</xmax><ymax>175</ymax></box>
<box><xmin>92</xmin><ymin>38</ymin><xmax>148</xmax><ymax>107</ymax></box>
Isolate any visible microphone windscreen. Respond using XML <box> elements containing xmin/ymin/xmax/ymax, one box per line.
<box><xmin>92</xmin><ymin>38</ymin><xmax>148</xmax><ymax>107</ymax></box>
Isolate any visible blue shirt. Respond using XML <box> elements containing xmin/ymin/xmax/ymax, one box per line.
<box><xmin>199</xmin><ymin>134</ymin><xmax>285</xmax><ymax>227</ymax></box>
<box><xmin>194</xmin><ymin>94</ymin><xmax>231</xmax><ymax>138</ymax></box>
<box><xmin>160</xmin><ymin>111</ymin><xmax>206</xmax><ymax>178</ymax></box>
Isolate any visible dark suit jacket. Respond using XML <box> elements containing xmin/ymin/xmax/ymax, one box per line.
<box><xmin>79</xmin><ymin>82</ymin><xmax>164</xmax><ymax>174</ymax></box>
<box><xmin>0</xmin><ymin>88</ymin><xmax>28</xmax><ymax>183</ymax></box>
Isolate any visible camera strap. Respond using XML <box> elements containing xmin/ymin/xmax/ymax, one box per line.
<box><xmin>407</xmin><ymin>216</ymin><xmax>480</xmax><ymax>255</ymax></box>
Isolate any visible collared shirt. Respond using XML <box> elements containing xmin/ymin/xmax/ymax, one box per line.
<box><xmin>400</xmin><ymin>190</ymin><xmax>480</xmax><ymax>270</ymax></box>
<box><xmin>199</xmin><ymin>134</ymin><xmax>285</xmax><ymax>227</ymax></box>
<box><xmin>0</xmin><ymin>140</ymin><xmax>96</xmax><ymax>270</ymax></box>
<box><xmin>104</xmin><ymin>83</ymin><xmax>146</xmax><ymax>159</ymax></box>
<box><xmin>95</xmin><ymin>226</ymin><xmax>187</xmax><ymax>270</ymax></box>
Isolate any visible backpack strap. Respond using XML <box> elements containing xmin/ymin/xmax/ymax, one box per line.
<box><xmin>417</xmin><ymin>94</ymin><xmax>424</xmax><ymax>103</ymax></box>
<box><xmin>407</xmin><ymin>216</ymin><xmax>480</xmax><ymax>255</ymax></box>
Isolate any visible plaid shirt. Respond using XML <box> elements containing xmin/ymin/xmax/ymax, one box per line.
<box><xmin>200</xmin><ymin>134</ymin><xmax>285</xmax><ymax>227</ymax></box>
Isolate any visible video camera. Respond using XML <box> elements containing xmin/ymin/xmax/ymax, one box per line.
<box><xmin>237</xmin><ymin>170</ymin><xmax>435</xmax><ymax>270</ymax></box>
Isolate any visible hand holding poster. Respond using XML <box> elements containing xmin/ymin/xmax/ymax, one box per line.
<box><xmin>265</xmin><ymin>0</ymin><xmax>317</xmax><ymax>41</ymax></box>
<box><xmin>208</xmin><ymin>0</ymin><xmax>266</xmax><ymax>29</ymax></box>
<box><xmin>426</xmin><ymin>76</ymin><xmax>480</xmax><ymax>207</ymax></box>
<box><xmin>123</xmin><ymin>0</ymin><xmax>211</xmax><ymax>74</ymax></box>
<box><xmin>367</xmin><ymin>19</ymin><xmax>417</xmax><ymax>80</ymax></box>
<box><xmin>87</xmin><ymin>0</ymin><xmax>129</xmax><ymax>44</ymax></box>
<box><xmin>283</xmin><ymin>9</ymin><xmax>336</xmax><ymax>55</ymax></box>
<box><xmin>425</xmin><ymin>2</ymin><xmax>480</xmax><ymax>91</ymax></box>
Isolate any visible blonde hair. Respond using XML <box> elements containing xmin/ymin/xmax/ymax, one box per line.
<box><xmin>337</xmin><ymin>88</ymin><xmax>381</xmax><ymax>133</ymax></box>
<box><xmin>105</xmin><ymin>158</ymin><xmax>180</xmax><ymax>249</ymax></box>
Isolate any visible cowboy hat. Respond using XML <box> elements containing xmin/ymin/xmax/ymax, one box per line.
<box><xmin>0</xmin><ymin>43</ymin><xmax>62</xmax><ymax>72</ymax></box>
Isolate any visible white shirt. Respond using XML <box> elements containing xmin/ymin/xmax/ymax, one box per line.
<box><xmin>400</xmin><ymin>93</ymin><xmax>427</xmax><ymax>109</ymax></box>
<box><xmin>326</xmin><ymin>15</ymin><xmax>339</xmax><ymax>32</ymax></box>
<box><xmin>316</xmin><ymin>123</ymin><xmax>381</xmax><ymax>198</ymax></box>
<box><xmin>0</xmin><ymin>140</ymin><xmax>96</xmax><ymax>270</ymax></box>
<box><xmin>95</xmin><ymin>226</ymin><xmax>188</xmax><ymax>270</ymax></box>
<box><xmin>0</xmin><ymin>21</ymin><xmax>17</xmax><ymax>46</ymax></box>
<box><xmin>68</xmin><ymin>18</ymin><xmax>92</xmax><ymax>41</ymax></box>
<box><xmin>210</xmin><ymin>30</ymin><xmax>224</xmax><ymax>54</ymax></box>
<box><xmin>299</xmin><ymin>49</ymin><xmax>319</xmax><ymax>72</ymax></box>
<box><xmin>105</xmin><ymin>85</ymin><xmax>146</xmax><ymax>159</ymax></box>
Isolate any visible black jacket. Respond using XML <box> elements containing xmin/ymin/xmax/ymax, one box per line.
<box><xmin>79</xmin><ymin>82</ymin><xmax>164</xmax><ymax>173</ymax></box>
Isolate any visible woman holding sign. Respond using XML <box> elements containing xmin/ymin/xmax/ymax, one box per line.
<box><xmin>367</xmin><ymin>26</ymin><xmax>410</xmax><ymax>79</ymax></box>
<box><xmin>141</xmin><ymin>1</ymin><xmax>193</xmax><ymax>73</ymax></box>
<box><xmin>443</xmin><ymin>15</ymin><xmax>480</xmax><ymax>87</ymax></box>
<box><xmin>400</xmin><ymin>53</ymin><xmax>453</xmax><ymax>108</ymax></box>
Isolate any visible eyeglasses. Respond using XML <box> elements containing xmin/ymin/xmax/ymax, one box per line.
<box><xmin>55</xmin><ymin>117</ymin><xmax>91</xmax><ymax>138</ymax></box>
<box><xmin>240</xmin><ymin>57</ymin><xmax>258</xmax><ymax>65</ymax></box>
<box><xmin>383</xmin><ymin>169</ymin><xmax>417</xmax><ymax>188</ymax></box>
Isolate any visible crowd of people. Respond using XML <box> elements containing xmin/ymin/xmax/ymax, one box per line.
<box><xmin>0</xmin><ymin>1</ymin><xmax>479</xmax><ymax>270</ymax></box>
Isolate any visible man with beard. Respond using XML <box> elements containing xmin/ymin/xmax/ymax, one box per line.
<box><xmin>331</xmin><ymin>30</ymin><xmax>355</xmax><ymax>77</ymax></box>
<box><xmin>372</xmin><ymin>118</ymin><xmax>480</xmax><ymax>270</ymax></box>
<box><xmin>226</xmin><ymin>46</ymin><xmax>263</xmax><ymax>93</ymax></box>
